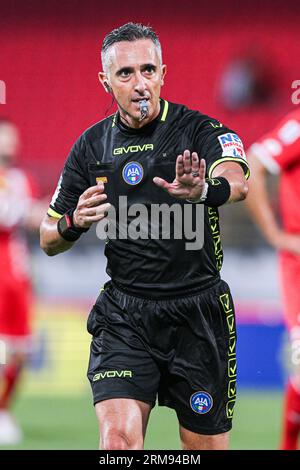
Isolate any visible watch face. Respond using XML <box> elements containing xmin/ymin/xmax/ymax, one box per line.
<box><xmin>59</xmin><ymin>215</ymin><xmax>69</xmax><ymax>233</ymax></box>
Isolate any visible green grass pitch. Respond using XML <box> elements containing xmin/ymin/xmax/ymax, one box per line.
<box><xmin>0</xmin><ymin>390</ymin><xmax>282</xmax><ymax>450</ymax></box>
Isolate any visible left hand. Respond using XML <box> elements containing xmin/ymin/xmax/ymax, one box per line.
<box><xmin>153</xmin><ymin>150</ymin><xmax>206</xmax><ymax>201</ymax></box>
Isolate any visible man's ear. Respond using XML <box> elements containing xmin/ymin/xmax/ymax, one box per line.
<box><xmin>98</xmin><ymin>72</ymin><xmax>111</xmax><ymax>93</ymax></box>
<box><xmin>161</xmin><ymin>64</ymin><xmax>167</xmax><ymax>86</ymax></box>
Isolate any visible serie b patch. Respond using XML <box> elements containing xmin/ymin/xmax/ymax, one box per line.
<box><xmin>217</xmin><ymin>133</ymin><xmax>246</xmax><ymax>160</ymax></box>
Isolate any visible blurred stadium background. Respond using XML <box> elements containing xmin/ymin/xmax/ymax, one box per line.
<box><xmin>1</xmin><ymin>0</ymin><xmax>300</xmax><ymax>449</ymax></box>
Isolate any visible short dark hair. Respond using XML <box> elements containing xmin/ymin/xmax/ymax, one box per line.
<box><xmin>101</xmin><ymin>22</ymin><xmax>162</xmax><ymax>72</ymax></box>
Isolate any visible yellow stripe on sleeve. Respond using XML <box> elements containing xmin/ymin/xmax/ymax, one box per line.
<box><xmin>208</xmin><ymin>158</ymin><xmax>250</xmax><ymax>180</ymax></box>
<box><xmin>47</xmin><ymin>208</ymin><xmax>63</xmax><ymax>219</ymax></box>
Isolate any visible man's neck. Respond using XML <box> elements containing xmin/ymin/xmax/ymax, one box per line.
<box><xmin>119</xmin><ymin>102</ymin><xmax>161</xmax><ymax>129</ymax></box>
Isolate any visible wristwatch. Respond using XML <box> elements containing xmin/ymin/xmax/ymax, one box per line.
<box><xmin>57</xmin><ymin>208</ymin><xmax>89</xmax><ymax>242</ymax></box>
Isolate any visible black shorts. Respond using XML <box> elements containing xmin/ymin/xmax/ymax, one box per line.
<box><xmin>87</xmin><ymin>279</ymin><xmax>237</xmax><ymax>435</ymax></box>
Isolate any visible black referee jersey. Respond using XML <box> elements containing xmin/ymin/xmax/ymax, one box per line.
<box><xmin>48</xmin><ymin>99</ymin><xmax>249</xmax><ymax>296</ymax></box>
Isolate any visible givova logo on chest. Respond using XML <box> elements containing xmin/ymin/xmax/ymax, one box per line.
<box><xmin>113</xmin><ymin>144</ymin><xmax>154</xmax><ymax>155</ymax></box>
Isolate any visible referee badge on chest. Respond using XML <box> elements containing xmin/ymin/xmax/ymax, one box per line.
<box><xmin>122</xmin><ymin>161</ymin><xmax>144</xmax><ymax>185</ymax></box>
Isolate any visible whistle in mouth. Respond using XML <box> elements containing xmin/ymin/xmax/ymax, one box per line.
<box><xmin>139</xmin><ymin>99</ymin><xmax>149</xmax><ymax>121</ymax></box>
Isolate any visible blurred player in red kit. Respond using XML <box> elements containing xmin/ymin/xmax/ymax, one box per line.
<box><xmin>0</xmin><ymin>118</ymin><xmax>44</xmax><ymax>444</ymax></box>
<box><xmin>247</xmin><ymin>109</ymin><xmax>300</xmax><ymax>450</ymax></box>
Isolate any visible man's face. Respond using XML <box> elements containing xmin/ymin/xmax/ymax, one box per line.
<box><xmin>99</xmin><ymin>39</ymin><xmax>166</xmax><ymax>127</ymax></box>
<box><xmin>0</xmin><ymin>123</ymin><xmax>19</xmax><ymax>167</ymax></box>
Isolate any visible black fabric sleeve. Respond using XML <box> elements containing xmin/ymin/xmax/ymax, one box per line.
<box><xmin>47</xmin><ymin>135</ymin><xmax>90</xmax><ymax>218</ymax></box>
<box><xmin>195</xmin><ymin>118</ymin><xmax>250</xmax><ymax>179</ymax></box>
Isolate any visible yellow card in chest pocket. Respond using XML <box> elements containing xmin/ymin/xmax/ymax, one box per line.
<box><xmin>96</xmin><ymin>176</ymin><xmax>108</xmax><ymax>184</ymax></box>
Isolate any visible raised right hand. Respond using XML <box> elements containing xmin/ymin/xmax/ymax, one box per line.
<box><xmin>73</xmin><ymin>182</ymin><xmax>111</xmax><ymax>229</ymax></box>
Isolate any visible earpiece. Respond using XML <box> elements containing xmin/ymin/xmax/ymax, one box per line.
<box><xmin>104</xmin><ymin>81</ymin><xmax>111</xmax><ymax>94</ymax></box>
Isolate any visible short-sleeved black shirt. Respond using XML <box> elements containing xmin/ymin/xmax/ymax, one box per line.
<box><xmin>48</xmin><ymin>100</ymin><xmax>249</xmax><ymax>296</ymax></box>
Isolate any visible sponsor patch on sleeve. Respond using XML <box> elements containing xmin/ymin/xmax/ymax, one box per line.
<box><xmin>218</xmin><ymin>133</ymin><xmax>246</xmax><ymax>160</ymax></box>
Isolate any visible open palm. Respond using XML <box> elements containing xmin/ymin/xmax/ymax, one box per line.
<box><xmin>153</xmin><ymin>149</ymin><xmax>206</xmax><ymax>201</ymax></box>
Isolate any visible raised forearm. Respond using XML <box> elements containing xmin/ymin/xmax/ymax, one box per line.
<box><xmin>40</xmin><ymin>183</ymin><xmax>110</xmax><ymax>256</ymax></box>
<box><xmin>211</xmin><ymin>162</ymin><xmax>248</xmax><ymax>203</ymax></box>
<box><xmin>40</xmin><ymin>214</ymin><xmax>74</xmax><ymax>256</ymax></box>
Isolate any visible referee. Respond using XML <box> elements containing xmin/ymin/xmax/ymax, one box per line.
<box><xmin>40</xmin><ymin>23</ymin><xmax>249</xmax><ymax>450</ymax></box>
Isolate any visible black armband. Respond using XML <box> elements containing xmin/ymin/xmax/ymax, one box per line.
<box><xmin>57</xmin><ymin>208</ymin><xmax>89</xmax><ymax>242</ymax></box>
<box><xmin>205</xmin><ymin>177</ymin><xmax>231</xmax><ymax>207</ymax></box>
